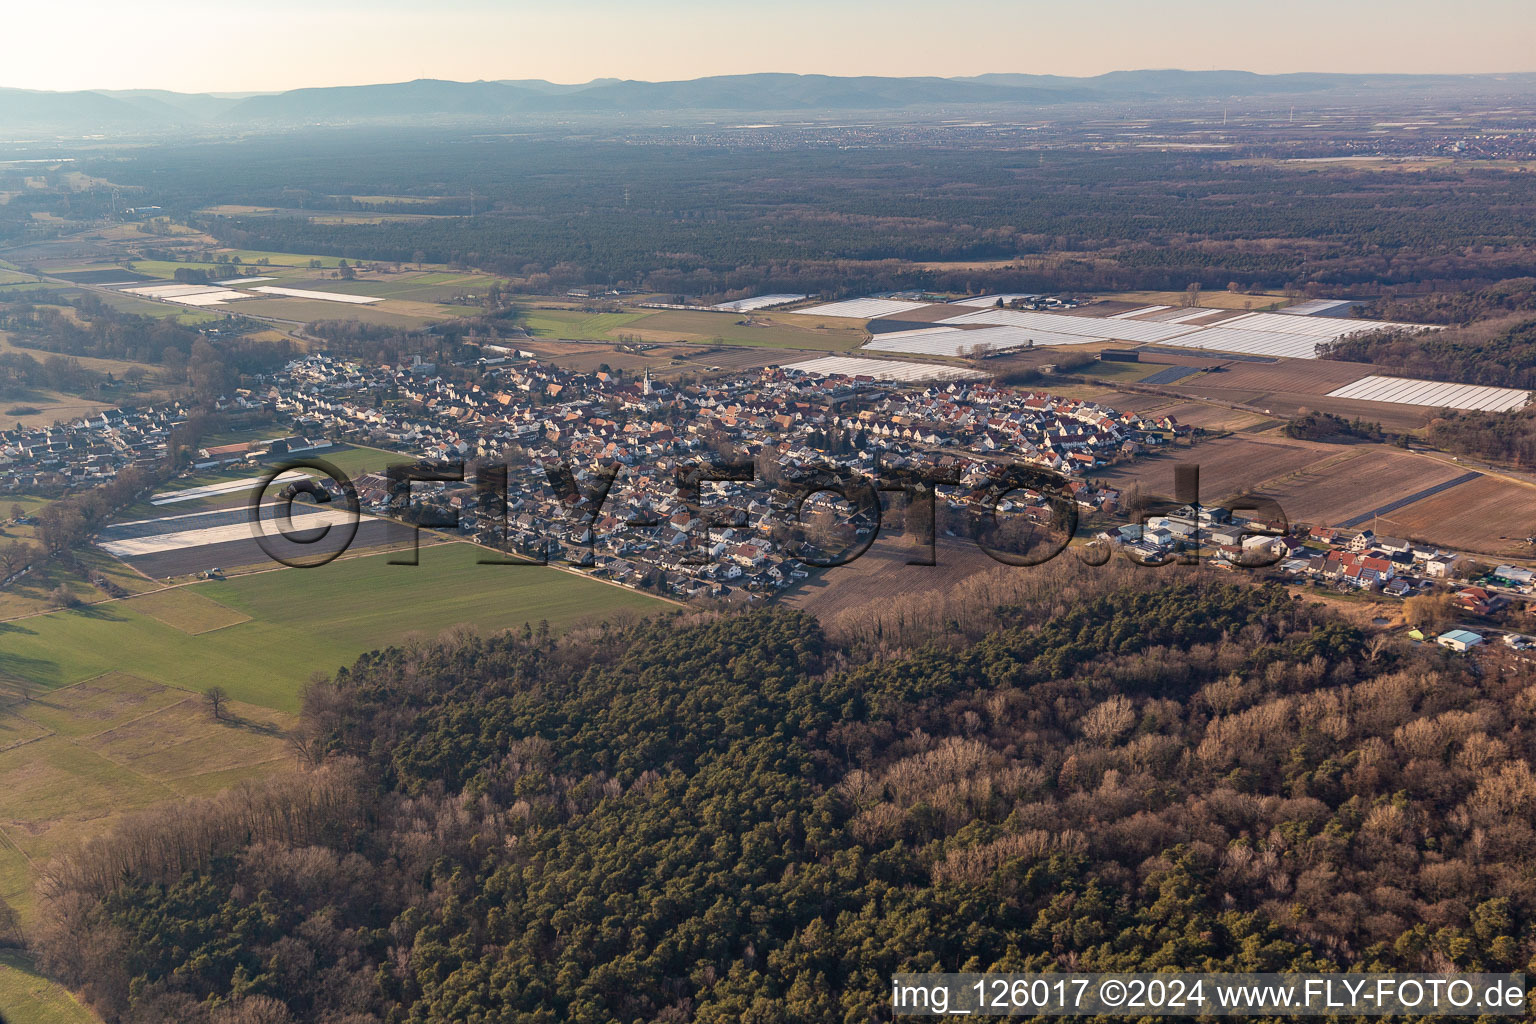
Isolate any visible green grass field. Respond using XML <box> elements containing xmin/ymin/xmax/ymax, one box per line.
<box><xmin>284</xmin><ymin>271</ymin><xmax>499</xmax><ymax>304</ymax></box>
<box><xmin>0</xmin><ymin>540</ymin><xmax>667</xmax><ymax>983</ymax></box>
<box><xmin>127</xmin><ymin>588</ymin><xmax>251</xmax><ymax>634</ymax></box>
<box><xmin>0</xmin><ymin>953</ymin><xmax>95</xmax><ymax>1024</ymax></box>
<box><xmin>523</xmin><ymin>307</ymin><xmax>863</xmax><ymax>351</ymax></box>
<box><xmin>241</xmin><ymin>298</ymin><xmax>442</xmax><ymax>329</ymax></box>
<box><xmin>211</xmin><ymin>248</ymin><xmax>351</xmax><ymax>269</ymax></box>
<box><xmin>523</xmin><ymin>309</ymin><xmax>650</xmax><ymax>340</ymax></box>
<box><xmin>122</xmin><ymin>259</ymin><xmax>228</xmax><ymax>280</ymax></box>
<box><xmin>0</xmin><ymin>542</ymin><xmax>667</xmax><ymax>712</ymax></box>
<box><xmin>1084</xmin><ymin>359</ymin><xmax>1167</xmax><ymax>382</ymax></box>
<box><xmin>309</xmin><ymin>443</ymin><xmax>414</xmax><ymax>479</ymax></box>
<box><xmin>635</xmin><ymin>309</ymin><xmax>864</xmax><ymax>351</ymax></box>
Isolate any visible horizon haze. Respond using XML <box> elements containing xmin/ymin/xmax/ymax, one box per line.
<box><xmin>6</xmin><ymin>0</ymin><xmax>1536</xmax><ymax>93</ymax></box>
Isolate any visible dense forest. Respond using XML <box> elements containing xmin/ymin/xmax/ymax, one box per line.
<box><xmin>33</xmin><ymin>566</ymin><xmax>1536</xmax><ymax>1023</ymax></box>
<box><xmin>72</xmin><ymin>130</ymin><xmax>1536</xmax><ymax>297</ymax></box>
<box><xmin>1360</xmin><ymin>278</ymin><xmax>1536</xmax><ymax>326</ymax></box>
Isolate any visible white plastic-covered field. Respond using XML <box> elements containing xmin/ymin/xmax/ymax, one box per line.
<box><xmin>1147</xmin><ymin>326</ymin><xmax>1332</xmax><ymax>359</ymax></box>
<box><xmin>176</xmin><ymin>290</ymin><xmax>257</xmax><ymax>306</ymax></box>
<box><xmin>782</xmin><ymin>356</ymin><xmax>983</xmax><ymax>382</ymax></box>
<box><xmin>711</xmin><ymin>293</ymin><xmax>807</xmax><ymax>312</ymax></box>
<box><xmin>1143</xmin><ymin>307</ymin><xmax>1220</xmax><ymax>323</ymax></box>
<box><xmin>1214</xmin><ymin>311</ymin><xmax>1427</xmax><ymax>338</ymax></box>
<box><xmin>795</xmin><ymin>297</ymin><xmax>929</xmax><ymax>319</ymax></box>
<box><xmin>1277</xmin><ymin>298</ymin><xmax>1360</xmax><ymax>316</ymax></box>
<box><xmin>123</xmin><ymin>283</ymin><xmax>223</xmax><ymax>299</ymax></box>
<box><xmin>866</xmin><ymin>324</ymin><xmax>1105</xmax><ymax>356</ymax></box>
<box><xmin>148</xmin><ymin>469</ymin><xmax>324</xmax><ymax>506</ymax></box>
<box><xmin>253</xmin><ymin>286</ymin><xmax>382</xmax><ymax>304</ymax></box>
<box><xmin>121</xmin><ymin>283</ymin><xmax>259</xmax><ymax>306</ymax></box>
<box><xmin>883</xmin><ymin>305</ymin><xmax>1442</xmax><ymax>360</ymax></box>
<box><xmin>1326</xmin><ymin>375</ymin><xmax>1530</xmax><ymax>412</ymax></box>
<box><xmin>99</xmin><ymin>504</ymin><xmax>376</xmax><ymax>557</ymax></box>
<box><xmin>150</xmin><ymin>476</ymin><xmax>272</xmax><ymax>506</ymax></box>
<box><xmin>937</xmin><ymin>308</ymin><xmax>1200</xmax><ymax>344</ymax></box>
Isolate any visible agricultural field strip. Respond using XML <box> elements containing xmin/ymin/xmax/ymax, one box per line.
<box><xmin>150</xmin><ymin>475</ymin><xmax>284</xmax><ymax>505</ymax></box>
<box><xmin>938</xmin><ymin>308</ymin><xmax>1206</xmax><ymax>343</ymax></box>
<box><xmin>1150</xmin><ymin>326</ymin><xmax>1331</xmax><ymax>359</ymax></box>
<box><xmin>796</xmin><ymin>298</ymin><xmax>929</xmax><ymax>319</ymax></box>
<box><xmin>122</xmin><ymin>283</ymin><xmax>257</xmax><ymax>304</ymax></box>
<box><xmin>864</xmin><ymin>323</ymin><xmax>1107</xmax><ymax>355</ymax></box>
<box><xmin>783</xmin><ymin>356</ymin><xmax>984</xmax><ymax>382</ymax></box>
<box><xmin>252</xmin><ymin>286</ymin><xmax>382</xmax><ymax>304</ymax></box>
<box><xmin>1337</xmin><ymin>471</ymin><xmax>1485</xmax><ymax>529</ymax></box>
<box><xmin>1144</xmin><ymin>307</ymin><xmax>1223</xmax><ymax>323</ymax></box>
<box><xmin>1139</xmin><ymin>365</ymin><xmax>1203</xmax><ymax>386</ymax></box>
<box><xmin>108</xmin><ymin>499</ymin><xmax>344</xmax><ymax>537</ymax></box>
<box><xmin>865</xmin><ymin>325</ymin><xmax>958</xmax><ymax>342</ymax></box>
<box><xmin>711</xmin><ymin>293</ymin><xmax>807</xmax><ymax>312</ymax></box>
<box><xmin>1326</xmin><ymin>375</ymin><xmax>1531</xmax><ymax>412</ymax></box>
<box><xmin>120</xmin><ymin>282</ymin><xmax>261</xmax><ymax>307</ymax></box>
<box><xmin>171</xmin><ymin>291</ymin><xmax>257</xmax><ymax>307</ymax></box>
<box><xmin>98</xmin><ymin>502</ymin><xmax>379</xmax><ymax>557</ymax></box>
<box><xmin>924</xmin><ymin>307</ymin><xmax>1442</xmax><ymax>359</ymax></box>
<box><xmin>1216</xmin><ymin>311</ymin><xmax>1435</xmax><ymax>337</ymax></box>
<box><xmin>122</xmin><ymin>283</ymin><xmax>229</xmax><ymax>298</ymax></box>
<box><xmin>1383</xmin><ymin>476</ymin><xmax>1536</xmax><ymax>556</ymax></box>
<box><xmin>1278</xmin><ymin>299</ymin><xmax>1361</xmax><ymax>316</ymax></box>
<box><xmin>1109</xmin><ymin>305</ymin><xmax>1171</xmax><ymax>318</ymax></box>
<box><xmin>148</xmin><ymin>466</ymin><xmax>341</xmax><ymax>506</ymax></box>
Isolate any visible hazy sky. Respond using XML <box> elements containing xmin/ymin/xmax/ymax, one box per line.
<box><xmin>9</xmin><ymin>0</ymin><xmax>1535</xmax><ymax>93</ymax></box>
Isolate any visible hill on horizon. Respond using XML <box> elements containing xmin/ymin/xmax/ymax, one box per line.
<box><xmin>3</xmin><ymin>69</ymin><xmax>1535</xmax><ymax>133</ymax></box>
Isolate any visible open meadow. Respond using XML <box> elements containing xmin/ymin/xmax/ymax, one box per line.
<box><xmin>1</xmin><ymin>541</ymin><xmax>667</xmax><ymax>710</ymax></box>
<box><xmin>525</xmin><ymin>306</ymin><xmax>865</xmax><ymax>351</ymax></box>
<box><xmin>0</xmin><ymin>669</ymin><xmax>298</xmax><ymax>932</ymax></box>
<box><xmin>0</xmin><ymin>541</ymin><xmax>668</xmax><ymax>943</ymax></box>
<box><xmin>0</xmin><ymin>951</ymin><xmax>95</xmax><ymax>1024</ymax></box>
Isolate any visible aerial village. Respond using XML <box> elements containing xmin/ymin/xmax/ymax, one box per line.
<box><xmin>4</xmin><ymin>350</ymin><xmax>1533</xmax><ymax>655</ymax></box>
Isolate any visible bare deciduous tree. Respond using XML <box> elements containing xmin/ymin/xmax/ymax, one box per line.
<box><xmin>203</xmin><ymin>686</ymin><xmax>230</xmax><ymax>722</ymax></box>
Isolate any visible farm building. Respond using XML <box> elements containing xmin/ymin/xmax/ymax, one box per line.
<box><xmin>1437</xmin><ymin>629</ymin><xmax>1485</xmax><ymax>652</ymax></box>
